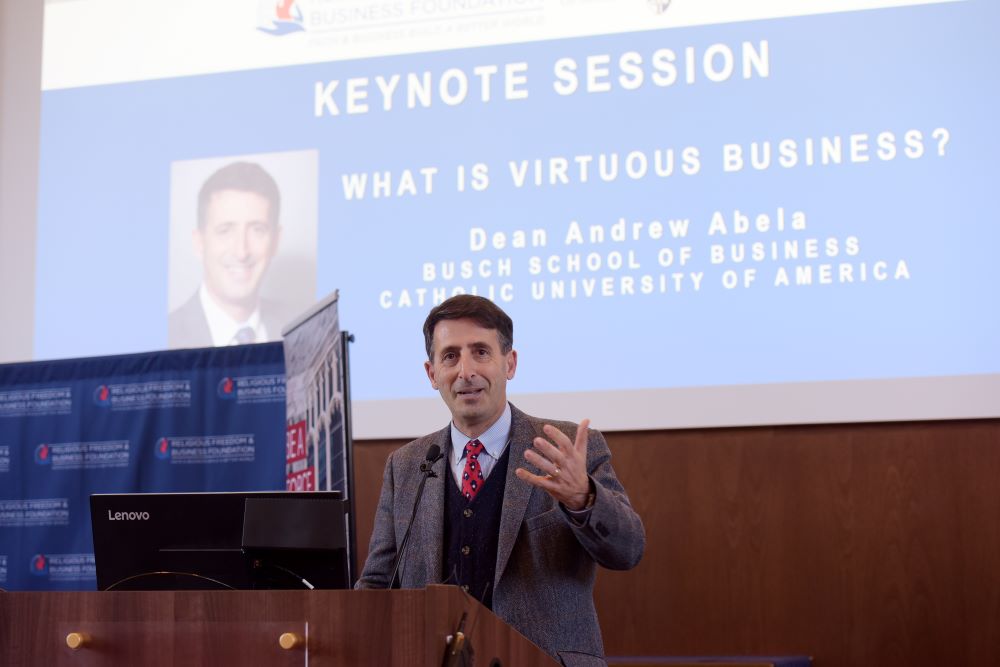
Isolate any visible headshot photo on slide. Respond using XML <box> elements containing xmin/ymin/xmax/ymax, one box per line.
<box><xmin>167</xmin><ymin>149</ymin><xmax>318</xmax><ymax>349</ymax></box>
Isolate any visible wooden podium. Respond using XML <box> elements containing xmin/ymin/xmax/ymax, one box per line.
<box><xmin>0</xmin><ymin>584</ymin><xmax>557</xmax><ymax>666</ymax></box>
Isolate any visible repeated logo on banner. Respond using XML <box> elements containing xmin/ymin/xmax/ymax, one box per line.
<box><xmin>28</xmin><ymin>553</ymin><xmax>96</xmax><ymax>584</ymax></box>
<box><xmin>154</xmin><ymin>434</ymin><xmax>257</xmax><ymax>465</ymax></box>
<box><xmin>34</xmin><ymin>441</ymin><xmax>131</xmax><ymax>471</ymax></box>
<box><xmin>0</xmin><ymin>387</ymin><xmax>72</xmax><ymax>418</ymax></box>
<box><xmin>0</xmin><ymin>344</ymin><xmax>287</xmax><ymax>591</ymax></box>
<box><xmin>217</xmin><ymin>374</ymin><xmax>286</xmax><ymax>403</ymax></box>
<box><xmin>90</xmin><ymin>380</ymin><xmax>192</xmax><ymax>411</ymax></box>
<box><xmin>0</xmin><ymin>499</ymin><xmax>70</xmax><ymax>528</ymax></box>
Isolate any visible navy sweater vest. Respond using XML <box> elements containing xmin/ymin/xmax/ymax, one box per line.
<box><xmin>443</xmin><ymin>446</ymin><xmax>510</xmax><ymax>610</ymax></box>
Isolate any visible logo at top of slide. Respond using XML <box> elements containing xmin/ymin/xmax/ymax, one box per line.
<box><xmin>648</xmin><ymin>0</ymin><xmax>672</xmax><ymax>14</ymax></box>
<box><xmin>259</xmin><ymin>0</ymin><xmax>305</xmax><ymax>36</ymax></box>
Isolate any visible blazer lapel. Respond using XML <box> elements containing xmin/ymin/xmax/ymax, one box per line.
<box><xmin>418</xmin><ymin>427</ymin><xmax>450</xmax><ymax>584</ymax></box>
<box><xmin>494</xmin><ymin>406</ymin><xmax>538</xmax><ymax>586</ymax></box>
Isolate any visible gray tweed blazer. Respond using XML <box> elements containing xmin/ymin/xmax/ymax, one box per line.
<box><xmin>356</xmin><ymin>404</ymin><xmax>645</xmax><ymax>665</ymax></box>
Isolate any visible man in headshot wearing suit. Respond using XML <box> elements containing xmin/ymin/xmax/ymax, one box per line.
<box><xmin>168</xmin><ymin>161</ymin><xmax>297</xmax><ymax>348</ymax></box>
<box><xmin>357</xmin><ymin>294</ymin><xmax>645</xmax><ymax>666</ymax></box>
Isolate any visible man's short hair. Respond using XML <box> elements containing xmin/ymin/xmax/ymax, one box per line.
<box><xmin>197</xmin><ymin>161</ymin><xmax>281</xmax><ymax>229</ymax></box>
<box><xmin>423</xmin><ymin>295</ymin><xmax>513</xmax><ymax>360</ymax></box>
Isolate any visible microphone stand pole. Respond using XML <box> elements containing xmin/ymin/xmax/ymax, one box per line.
<box><xmin>388</xmin><ymin>454</ymin><xmax>441</xmax><ymax>589</ymax></box>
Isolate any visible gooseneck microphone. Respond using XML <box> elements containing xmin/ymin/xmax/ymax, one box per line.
<box><xmin>388</xmin><ymin>444</ymin><xmax>444</xmax><ymax>589</ymax></box>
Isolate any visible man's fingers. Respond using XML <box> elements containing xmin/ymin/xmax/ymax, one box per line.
<box><xmin>524</xmin><ymin>447</ymin><xmax>562</xmax><ymax>475</ymax></box>
<box><xmin>517</xmin><ymin>420</ymin><xmax>593</xmax><ymax>508</ymax></box>
<box><xmin>531</xmin><ymin>436</ymin><xmax>565</xmax><ymax>466</ymax></box>
<box><xmin>540</xmin><ymin>421</ymin><xmax>590</xmax><ymax>456</ymax></box>
<box><xmin>575</xmin><ymin>418</ymin><xmax>591</xmax><ymax>454</ymax></box>
<box><xmin>515</xmin><ymin>467</ymin><xmax>559</xmax><ymax>491</ymax></box>
<box><xmin>542</xmin><ymin>424</ymin><xmax>573</xmax><ymax>451</ymax></box>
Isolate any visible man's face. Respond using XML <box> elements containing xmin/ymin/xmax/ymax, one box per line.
<box><xmin>194</xmin><ymin>189</ymin><xmax>280</xmax><ymax>311</ymax></box>
<box><xmin>424</xmin><ymin>318</ymin><xmax>517</xmax><ymax>436</ymax></box>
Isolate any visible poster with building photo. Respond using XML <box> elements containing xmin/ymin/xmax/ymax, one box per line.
<box><xmin>282</xmin><ymin>291</ymin><xmax>347</xmax><ymax>493</ymax></box>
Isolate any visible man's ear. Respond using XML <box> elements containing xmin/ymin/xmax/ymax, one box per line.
<box><xmin>425</xmin><ymin>359</ymin><xmax>438</xmax><ymax>390</ymax></box>
<box><xmin>506</xmin><ymin>349</ymin><xmax>517</xmax><ymax>380</ymax></box>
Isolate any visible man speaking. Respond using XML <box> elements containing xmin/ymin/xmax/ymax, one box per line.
<box><xmin>357</xmin><ymin>295</ymin><xmax>645</xmax><ymax>665</ymax></box>
<box><xmin>168</xmin><ymin>161</ymin><xmax>296</xmax><ymax>348</ymax></box>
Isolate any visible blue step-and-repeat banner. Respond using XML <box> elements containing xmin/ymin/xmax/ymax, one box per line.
<box><xmin>0</xmin><ymin>343</ymin><xmax>286</xmax><ymax>591</ymax></box>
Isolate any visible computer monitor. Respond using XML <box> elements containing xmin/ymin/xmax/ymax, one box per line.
<box><xmin>90</xmin><ymin>491</ymin><xmax>349</xmax><ymax>591</ymax></box>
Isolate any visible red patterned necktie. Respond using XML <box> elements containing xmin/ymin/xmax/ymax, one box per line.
<box><xmin>461</xmin><ymin>439</ymin><xmax>486</xmax><ymax>501</ymax></box>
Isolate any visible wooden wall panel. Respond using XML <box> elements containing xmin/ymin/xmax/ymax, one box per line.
<box><xmin>351</xmin><ymin>419</ymin><xmax>1000</xmax><ymax>667</ymax></box>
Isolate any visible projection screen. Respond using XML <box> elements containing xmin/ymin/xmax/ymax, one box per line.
<box><xmin>9</xmin><ymin>0</ymin><xmax>1000</xmax><ymax>437</ymax></box>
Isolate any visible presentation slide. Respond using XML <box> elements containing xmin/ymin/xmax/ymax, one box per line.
<box><xmin>33</xmin><ymin>0</ymin><xmax>1000</xmax><ymax>437</ymax></box>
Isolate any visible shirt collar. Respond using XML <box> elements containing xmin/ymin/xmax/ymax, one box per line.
<box><xmin>198</xmin><ymin>284</ymin><xmax>265</xmax><ymax>346</ymax></box>
<box><xmin>450</xmin><ymin>402</ymin><xmax>512</xmax><ymax>463</ymax></box>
